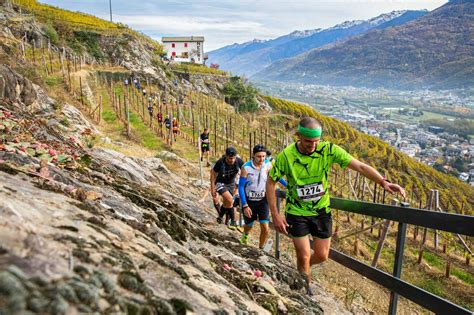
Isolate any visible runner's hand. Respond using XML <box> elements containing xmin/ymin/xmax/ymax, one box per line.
<box><xmin>244</xmin><ymin>206</ymin><xmax>252</xmax><ymax>218</ymax></box>
<box><xmin>211</xmin><ymin>189</ymin><xmax>217</xmax><ymax>199</ymax></box>
<box><xmin>383</xmin><ymin>182</ymin><xmax>406</xmax><ymax>198</ymax></box>
<box><xmin>274</xmin><ymin>214</ymin><xmax>289</xmax><ymax>235</ymax></box>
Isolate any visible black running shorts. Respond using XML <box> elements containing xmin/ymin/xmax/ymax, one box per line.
<box><xmin>285</xmin><ymin>211</ymin><xmax>332</xmax><ymax>239</ymax></box>
<box><xmin>216</xmin><ymin>182</ymin><xmax>235</xmax><ymax>196</ymax></box>
<box><xmin>244</xmin><ymin>199</ymin><xmax>270</xmax><ymax>226</ymax></box>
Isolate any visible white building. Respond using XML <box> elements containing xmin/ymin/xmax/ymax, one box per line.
<box><xmin>161</xmin><ymin>36</ymin><xmax>205</xmax><ymax>64</ymax></box>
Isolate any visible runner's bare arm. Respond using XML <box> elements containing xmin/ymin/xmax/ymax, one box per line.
<box><xmin>347</xmin><ymin>159</ymin><xmax>406</xmax><ymax>197</ymax></box>
<box><xmin>210</xmin><ymin>169</ymin><xmax>217</xmax><ymax>197</ymax></box>
<box><xmin>266</xmin><ymin>177</ymin><xmax>288</xmax><ymax>234</ymax></box>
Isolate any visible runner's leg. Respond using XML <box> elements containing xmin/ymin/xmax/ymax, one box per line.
<box><xmin>292</xmin><ymin>236</ymin><xmax>312</xmax><ymax>284</ymax></box>
<box><xmin>309</xmin><ymin>213</ymin><xmax>332</xmax><ymax>265</ymax></box>
<box><xmin>228</xmin><ymin>207</ymin><xmax>235</xmax><ymax>224</ymax></box>
<box><xmin>259</xmin><ymin>223</ymin><xmax>270</xmax><ymax>249</ymax></box>
<box><xmin>212</xmin><ymin>194</ymin><xmax>221</xmax><ymax>215</ymax></box>
<box><xmin>310</xmin><ymin>238</ymin><xmax>331</xmax><ymax>265</ymax></box>
<box><xmin>221</xmin><ymin>191</ymin><xmax>233</xmax><ymax>208</ymax></box>
<box><xmin>243</xmin><ymin>224</ymin><xmax>253</xmax><ymax>234</ymax></box>
<box><xmin>221</xmin><ymin>191</ymin><xmax>234</xmax><ymax>224</ymax></box>
<box><xmin>257</xmin><ymin>203</ymin><xmax>270</xmax><ymax>248</ymax></box>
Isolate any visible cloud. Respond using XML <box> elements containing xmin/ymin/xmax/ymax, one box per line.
<box><xmin>41</xmin><ymin>0</ymin><xmax>448</xmax><ymax>50</ymax></box>
<box><xmin>111</xmin><ymin>15</ymin><xmax>265</xmax><ymax>33</ymax></box>
<box><xmin>101</xmin><ymin>14</ymin><xmax>279</xmax><ymax>50</ymax></box>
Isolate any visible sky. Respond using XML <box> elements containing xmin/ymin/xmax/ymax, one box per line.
<box><xmin>39</xmin><ymin>0</ymin><xmax>448</xmax><ymax>52</ymax></box>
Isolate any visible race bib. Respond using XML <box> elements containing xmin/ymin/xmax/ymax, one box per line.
<box><xmin>248</xmin><ymin>191</ymin><xmax>265</xmax><ymax>201</ymax></box>
<box><xmin>296</xmin><ymin>182</ymin><xmax>325</xmax><ymax>201</ymax></box>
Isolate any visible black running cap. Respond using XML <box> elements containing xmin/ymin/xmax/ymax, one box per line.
<box><xmin>253</xmin><ymin>144</ymin><xmax>266</xmax><ymax>154</ymax></box>
<box><xmin>225</xmin><ymin>147</ymin><xmax>237</xmax><ymax>156</ymax></box>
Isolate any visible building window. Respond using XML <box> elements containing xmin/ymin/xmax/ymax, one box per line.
<box><xmin>184</xmin><ymin>43</ymin><xmax>188</xmax><ymax>48</ymax></box>
<box><xmin>172</xmin><ymin>43</ymin><xmax>175</xmax><ymax>48</ymax></box>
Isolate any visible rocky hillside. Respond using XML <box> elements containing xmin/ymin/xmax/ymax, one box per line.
<box><xmin>1</xmin><ymin>2</ymin><xmax>472</xmax><ymax>314</ymax></box>
<box><xmin>208</xmin><ymin>10</ymin><xmax>427</xmax><ymax>77</ymax></box>
<box><xmin>0</xmin><ymin>2</ymin><xmax>351</xmax><ymax>314</ymax></box>
<box><xmin>254</xmin><ymin>0</ymin><xmax>474</xmax><ymax>90</ymax></box>
<box><xmin>0</xmin><ymin>32</ymin><xmax>353</xmax><ymax>315</ymax></box>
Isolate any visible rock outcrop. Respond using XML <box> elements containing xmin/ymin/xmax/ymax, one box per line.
<box><xmin>0</xmin><ymin>64</ymin><xmax>36</xmax><ymax>106</ymax></box>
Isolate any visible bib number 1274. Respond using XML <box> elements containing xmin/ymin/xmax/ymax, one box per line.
<box><xmin>297</xmin><ymin>183</ymin><xmax>325</xmax><ymax>201</ymax></box>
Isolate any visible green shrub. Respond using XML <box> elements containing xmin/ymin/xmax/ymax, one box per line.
<box><xmin>59</xmin><ymin>117</ymin><xmax>70</xmax><ymax>127</ymax></box>
<box><xmin>42</xmin><ymin>23</ymin><xmax>58</xmax><ymax>45</ymax></box>
<box><xmin>69</xmin><ymin>31</ymin><xmax>104</xmax><ymax>61</ymax></box>
<box><xmin>223</xmin><ymin>76</ymin><xmax>259</xmax><ymax>113</ymax></box>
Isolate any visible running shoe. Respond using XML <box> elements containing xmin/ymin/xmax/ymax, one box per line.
<box><xmin>240</xmin><ymin>233</ymin><xmax>249</xmax><ymax>245</ymax></box>
<box><xmin>228</xmin><ymin>221</ymin><xmax>238</xmax><ymax>230</ymax></box>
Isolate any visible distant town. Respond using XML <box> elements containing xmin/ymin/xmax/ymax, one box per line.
<box><xmin>256</xmin><ymin>81</ymin><xmax>474</xmax><ymax>185</ymax></box>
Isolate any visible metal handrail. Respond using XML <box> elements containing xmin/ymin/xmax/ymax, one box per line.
<box><xmin>273</xmin><ymin>189</ymin><xmax>473</xmax><ymax>315</ymax></box>
<box><xmin>275</xmin><ymin>190</ymin><xmax>474</xmax><ymax>236</ymax></box>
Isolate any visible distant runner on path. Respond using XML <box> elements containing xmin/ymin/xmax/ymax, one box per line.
<box><xmin>211</xmin><ymin>147</ymin><xmax>244</xmax><ymax>228</ymax></box>
<box><xmin>266</xmin><ymin>117</ymin><xmax>405</xmax><ymax>295</ymax></box>
<box><xmin>164</xmin><ymin>115</ymin><xmax>171</xmax><ymax>130</ymax></box>
<box><xmin>200</xmin><ymin>128</ymin><xmax>211</xmax><ymax>167</ymax></box>
<box><xmin>172</xmin><ymin>117</ymin><xmax>179</xmax><ymax>142</ymax></box>
<box><xmin>147</xmin><ymin>104</ymin><xmax>154</xmax><ymax>127</ymax></box>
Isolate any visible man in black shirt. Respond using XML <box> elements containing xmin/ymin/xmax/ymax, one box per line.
<box><xmin>210</xmin><ymin>147</ymin><xmax>244</xmax><ymax>226</ymax></box>
<box><xmin>200</xmin><ymin>128</ymin><xmax>211</xmax><ymax>167</ymax></box>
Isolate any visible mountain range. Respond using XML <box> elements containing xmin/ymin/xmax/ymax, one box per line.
<box><xmin>208</xmin><ymin>10</ymin><xmax>428</xmax><ymax>77</ymax></box>
<box><xmin>253</xmin><ymin>0</ymin><xmax>474</xmax><ymax>90</ymax></box>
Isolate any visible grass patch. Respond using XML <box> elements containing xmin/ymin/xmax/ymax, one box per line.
<box><xmin>423</xmin><ymin>251</ymin><xmax>444</xmax><ymax>269</ymax></box>
<box><xmin>419</xmin><ymin>111</ymin><xmax>459</xmax><ymax>122</ymax></box>
<box><xmin>102</xmin><ymin>110</ymin><xmax>117</xmax><ymax>123</ymax></box>
<box><xmin>170</xmin><ymin>63</ymin><xmax>227</xmax><ymax>76</ymax></box>
<box><xmin>451</xmin><ymin>267</ymin><xmax>474</xmax><ymax>286</ymax></box>
<box><xmin>129</xmin><ymin>112</ymin><xmax>165</xmax><ymax>151</ymax></box>
<box><xmin>45</xmin><ymin>75</ymin><xmax>63</xmax><ymax>86</ymax></box>
<box><xmin>417</xmin><ymin>278</ymin><xmax>445</xmax><ymax>297</ymax></box>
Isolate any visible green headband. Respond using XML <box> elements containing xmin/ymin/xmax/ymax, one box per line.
<box><xmin>298</xmin><ymin>124</ymin><xmax>322</xmax><ymax>138</ymax></box>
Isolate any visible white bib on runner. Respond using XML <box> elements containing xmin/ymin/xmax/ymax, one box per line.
<box><xmin>297</xmin><ymin>182</ymin><xmax>325</xmax><ymax>201</ymax></box>
<box><xmin>248</xmin><ymin>191</ymin><xmax>265</xmax><ymax>201</ymax></box>
<box><xmin>243</xmin><ymin>160</ymin><xmax>271</xmax><ymax>202</ymax></box>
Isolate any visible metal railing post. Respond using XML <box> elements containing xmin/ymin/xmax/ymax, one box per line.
<box><xmin>388</xmin><ymin>201</ymin><xmax>409</xmax><ymax>315</ymax></box>
<box><xmin>275</xmin><ymin>189</ymin><xmax>281</xmax><ymax>259</ymax></box>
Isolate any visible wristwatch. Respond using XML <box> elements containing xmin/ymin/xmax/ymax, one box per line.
<box><xmin>378</xmin><ymin>177</ymin><xmax>390</xmax><ymax>186</ymax></box>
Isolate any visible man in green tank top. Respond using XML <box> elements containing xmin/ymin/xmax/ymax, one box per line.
<box><xmin>266</xmin><ymin>117</ymin><xmax>405</xmax><ymax>295</ymax></box>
